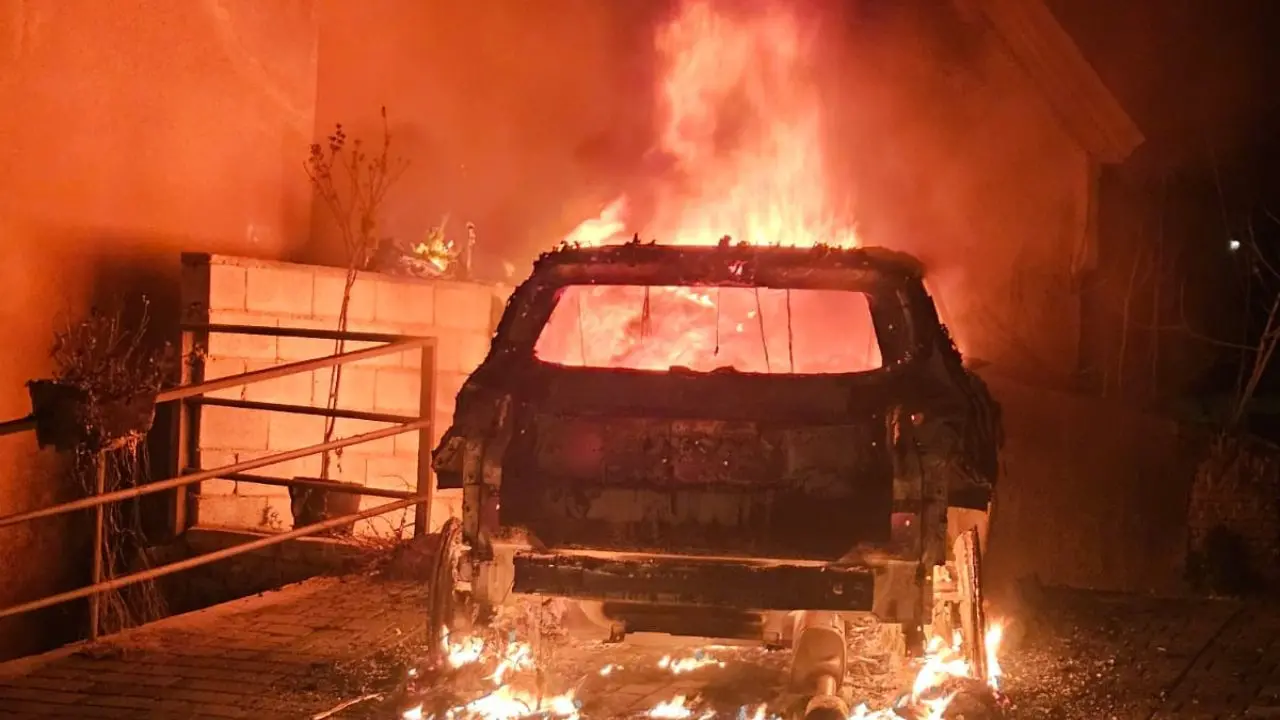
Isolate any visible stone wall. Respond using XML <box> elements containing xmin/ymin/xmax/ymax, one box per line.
<box><xmin>181</xmin><ymin>254</ymin><xmax>502</xmax><ymax>538</ymax></box>
<box><xmin>1187</xmin><ymin>437</ymin><xmax>1280</xmax><ymax>593</ymax></box>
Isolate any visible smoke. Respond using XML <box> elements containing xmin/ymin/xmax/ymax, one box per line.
<box><xmin>317</xmin><ymin>0</ymin><xmax>1276</xmax><ymax>375</ymax></box>
<box><xmin>311</xmin><ymin>0</ymin><xmax>667</xmax><ymax>269</ymax></box>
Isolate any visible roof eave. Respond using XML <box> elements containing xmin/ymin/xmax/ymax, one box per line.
<box><xmin>955</xmin><ymin>0</ymin><xmax>1145</xmax><ymax>164</ymax></box>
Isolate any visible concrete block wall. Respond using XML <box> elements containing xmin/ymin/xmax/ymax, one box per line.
<box><xmin>181</xmin><ymin>254</ymin><xmax>503</xmax><ymax>538</ymax></box>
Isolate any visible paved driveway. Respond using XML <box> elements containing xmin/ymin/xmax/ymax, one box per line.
<box><xmin>0</xmin><ymin>574</ymin><xmax>1275</xmax><ymax>719</ymax></box>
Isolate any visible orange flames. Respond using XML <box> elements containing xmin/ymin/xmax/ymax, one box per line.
<box><xmin>567</xmin><ymin>0</ymin><xmax>856</xmax><ymax>250</ymax></box>
<box><xmin>552</xmin><ymin>0</ymin><xmax>859</xmax><ymax>374</ymax></box>
<box><xmin>534</xmin><ymin>284</ymin><xmax>883</xmax><ymax>373</ymax></box>
<box><xmin>403</xmin><ymin>619</ymin><xmax>1006</xmax><ymax>719</ymax></box>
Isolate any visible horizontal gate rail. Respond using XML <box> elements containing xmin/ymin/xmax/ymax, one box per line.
<box><xmin>0</xmin><ymin>321</ymin><xmax>440</xmax><ymax>638</ymax></box>
<box><xmin>212</xmin><ymin>471</ymin><xmax>417</xmax><ymax>501</ymax></box>
<box><xmin>0</xmin><ymin>420</ymin><xmax>429</xmax><ymax>530</ymax></box>
<box><xmin>3</xmin><ymin>334</ymin><xmax>429</xmax><ymax>427</ymax></box>
<box><xmin>0</xmin><ymin>495</ymin><xmax>426</xmax><ymax>622</ymax></box>
<box><xmin>0</xmin><ymin>415</ymin><xmax>36</xmax><ymax>438</ymax></box>
<box><xmin>180</xmin><ymin>323</ymin><xmax>418</xmax><ymax>343</ymax></box>
<box><xmin>156</xmin><ymin>336</ymin><xmax>427</xmax><ymax>404</ymax></box>
<box><xmin>191</xmin><ymin>397</ymin><xmax>418</xmax><ymax>425</ymax></box>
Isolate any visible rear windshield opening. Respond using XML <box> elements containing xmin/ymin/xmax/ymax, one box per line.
<box><xmin>534</xmin><ymin>285</ymin><xmax>883</xmax><ymax>374</ymax></box>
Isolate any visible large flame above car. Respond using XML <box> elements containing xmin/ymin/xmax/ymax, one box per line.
<box><xmin>565</xmin><ymin>0</ymin><xmax>856</xmax><ymax>250</ymax></box>
<box><xmin>548</xmin><ymin>0</ymin><xmax>863</xmax><ymax>373</ymax></box>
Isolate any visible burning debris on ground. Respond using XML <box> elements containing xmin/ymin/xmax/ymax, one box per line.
<box><xmin>345</xmin><ymin>594</ymin><xmax>1009</xmax><ymax>720</ymax></box>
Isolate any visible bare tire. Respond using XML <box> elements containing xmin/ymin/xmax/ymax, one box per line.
<box><xmin>952</xmin><ymin>527</ymin><xmax>990</xmax><ymax>680</ymax></box>
<box><xmin>428</xmin><ymin>518</ymin><xmax>465</xmax><ymax>656</ymax></box>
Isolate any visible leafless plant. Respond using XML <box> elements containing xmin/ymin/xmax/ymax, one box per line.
<box><xmin>305</xmin><ymin>107</ymin><xmax>409</xmax><ymax>271</ymax></box>
<box><xmin>1224</xmin><ymin>221</ymin><xmax>1280</xmax><ymax>428</ymax></box>
<box><xmin>50</xmin><ymin>298</ymin><xmax>177</xmax><ymax>633</ymax></box>
<box><xmin>305</xmin><ymin>108</ymin><xmax>409</xmax><ymax>483</ymax></box>
<box><xmin>1100</xmin><ymin>171</ymin><xmax>1280</xmax><ymax>426</ymax></box>
<box><xmin>51</xmin><ymin>298</ymin><xmax>175</xmax><ymax>406</ymax></box>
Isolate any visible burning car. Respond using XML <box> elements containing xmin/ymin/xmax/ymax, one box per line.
<box><xmin>432</xmin><ymin>240</ymin><xmax>1003</xmax><ymax>716</ymax></box>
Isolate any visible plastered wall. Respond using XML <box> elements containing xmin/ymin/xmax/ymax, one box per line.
<box><xmin>0</xmin><ymin>1</ymin><xmax>319</xmax><ymax>660</ymax></box>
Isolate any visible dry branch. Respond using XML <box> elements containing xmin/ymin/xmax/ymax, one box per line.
<box><xmin>48</xmin><ymin>298</ymin><xmax>177</xmax><ymax>633</ymax></box>
<box><xmin>305</xmin><ymin>108</ymin><xmax>409</xmax><ymax>500</ymax></box>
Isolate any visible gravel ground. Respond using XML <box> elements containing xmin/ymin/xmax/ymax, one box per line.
<box><xmin>993</xmin><ymin>586</ymin><xmax>1239</xmax><ymax>720</ymax></box>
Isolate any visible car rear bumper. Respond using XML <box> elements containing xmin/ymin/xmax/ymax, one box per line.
<box><xmin>511</xmin><ymin>552</ymin><xmax>886</xmax><ymax>614</ymax></box>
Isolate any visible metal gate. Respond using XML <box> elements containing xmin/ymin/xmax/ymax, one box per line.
<box><xmin>0</xmin><ymin>321</ymin><xmax>438</xmax><ymax>640</ymax></box>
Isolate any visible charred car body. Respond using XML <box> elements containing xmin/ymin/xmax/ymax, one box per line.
<box><xmin>432</xmin><ymin>241</ymin><xmax>1002</xmax><ymax>705</ymax></box>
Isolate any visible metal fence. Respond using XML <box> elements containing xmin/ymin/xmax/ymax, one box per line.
<box><xmin>0</xmin><ymin>323</ymin><xmax>438</xmax><ymax>641</ymax></box>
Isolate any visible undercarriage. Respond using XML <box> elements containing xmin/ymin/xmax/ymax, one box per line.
<box><xmin>431</xmin><ymin>519</ymin><xmax>991</xmax><ymax>720</ymax></box>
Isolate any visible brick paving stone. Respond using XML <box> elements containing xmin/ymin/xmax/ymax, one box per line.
<box><xmin>989</xmin><ymin>588</ymin><xmax>1280</xmax><ymax>719</ymax></box>
<box><xmin>997</xmin><ymin>589</ymin><xmax>1243</xmax><ymax>718</ymax></box>
<box><xmin>0</xmin><ymin>574</ymin><xmax>431</xmax><ymax>719</ymax></box>
<box><xmin>12</xmin><ymin>574</ymin><xmax>1280</xmax><ymax>719</ymax></box>
<box><xmin>1152</xmin><ymin>603</ymin><xmax>1280</xmax><ymax>718</ymax></box>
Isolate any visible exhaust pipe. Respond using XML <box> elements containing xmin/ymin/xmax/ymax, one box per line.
<box><xmin>804</xmin><ymin>674</ymin><xmax>849</xmax><ymax>720</ymax></box>
<box><xmin>790</xmin><ymin>611</ymin><xmax>851</xmax><ymax>720</ymax></box>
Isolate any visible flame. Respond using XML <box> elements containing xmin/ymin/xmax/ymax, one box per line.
<box><xmin>897</xmin><ymin>619</ymin><xmax>1006</xmax><ymax>719</ymax></box>
<box><xmin>636</xmin><ymin>621</ymin><xmax>1005</xmax><ymax>720</ymax></box>
<box><xmin>536</xmin><ymin>284</ymin><xmax>883</xmax><ymax>373</ymax></box>
<box><xmin>410</xmin><ymin>223</ymin><xmax>458</xmax><ymax>275</ymax></box>
<box><xmin>548</xmin><ymin>0</ymin><xmax>861</xmax><ymax>374</ymax></box>
<box><xmin>647</xmin><ymin>695</ymin><xmax>694</xmax><ymax>719</ymax></box>
<box><xmin>658</xmin><ymin>652</ymin><xmax>726</xmax><ymax>674</ymax></box>
<box><xmin>405</xmin><ymin>635</ymin><xmax>578</xmax><ymax>720</ymax></box>
<box><xmin>490</xmin><ymin>642</ymin><xmax>535</xmax><ymax>685</ymax></box>
<box><xmin>444</xmin><ymin>631</ymin><xmax>485</xmax><ymax>668</ymax></box>
<box><xmin>985</xmin><ymin>621</ymin><xmax>1005</xmax><ymax>691</ymax></box>
<box><xmin>563</xmin><ymin>197</ymin><xmax>628</xmax><ymax>247</ymax></box>
<box><xmin>407</xmin><ymin>618</ymin><xmax>1005</xmax><ymax>719</ymax></box>
<box><xmin>567</xmin><ymin>0</ymin><xmax>856</xmax><ymax>250</ymax></box>
<box><xmin>459</xmin><ymin>686</ymin><xmax>579</xmax><ymax>720</ymax></box>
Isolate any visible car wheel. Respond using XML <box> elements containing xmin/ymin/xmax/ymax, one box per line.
<box><xmin>925</xmin><ymin>527</ymin><xmax>992</xmax><ymax>680</ymax></box>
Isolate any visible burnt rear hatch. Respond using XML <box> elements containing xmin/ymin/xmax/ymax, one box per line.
<box><xmin>502</xmin><ymin>368</ymin><xmax>895</xmax><ymax>559</ymax></box>
<box><xmin>499</xmin><ymin>249</ymin><xmax>919</xmax><ymax>563</ymax></box>
<box><xmin>447</xmin><ymin>245</ymin><xmax>930</xmax><ymax>613</ymax></box>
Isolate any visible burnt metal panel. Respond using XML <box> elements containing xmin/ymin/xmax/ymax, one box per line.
<box><xmin>535</xmin><ymin>370</ymin><xmax>872</xmax><ymax>421</ymax></box>
<box><xmin>502</xmin><ymin>485</ymin><xmax>890</xmax><ymax>558</ymax></box>
<box><xmin>512</xmin><ymin>553</ymin><xmax>875</xmax><ymax>612</ymax></box>
<box><xmin>504</xmin><ymin>411</ymin><xmax>893</xmax><ymax>559</ymax></box>
<box><xmin>529</xmin><ymin>415</ymin><xmax>886</xmax><ymax>490</ymax></box>
<box><xmin>669</xmin><ymin>420</ymin><xmax>771</xmax><ymax>486</ymax></box>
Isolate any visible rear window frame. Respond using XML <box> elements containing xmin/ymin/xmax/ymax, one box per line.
<box><xmin>531</xmin><ymin>283</ymin><xmax>889</xmax><ymax>376</ymax></box>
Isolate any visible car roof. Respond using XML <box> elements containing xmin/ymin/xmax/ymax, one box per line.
<box><xmin>529</xmin><ymin>241</ymin><xmax>925</xmax><ymax>284</ymax></box>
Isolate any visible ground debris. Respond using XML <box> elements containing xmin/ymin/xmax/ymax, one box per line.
<box><xmin>994</xmin><ymin>587</ymin><xmax>1238</xmax><ymax>719</ymax></box>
